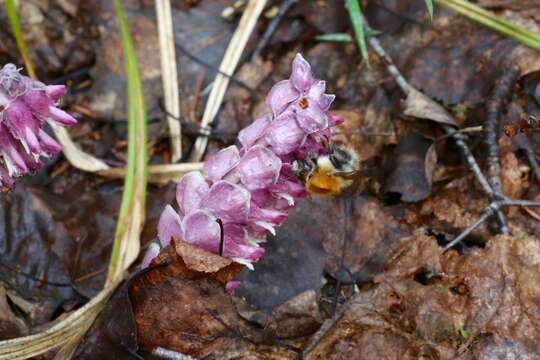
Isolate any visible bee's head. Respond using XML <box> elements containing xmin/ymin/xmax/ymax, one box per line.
<box><xmin>293</xmin><ymin>145</ymin><xmax>360</xmax><ymax>196</ymax></box>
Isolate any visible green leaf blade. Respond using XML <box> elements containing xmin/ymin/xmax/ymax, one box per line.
<box><xmin>425</xmin><ymin>0</ymin><xmax>434</xmax><ymax>20</ymax></box>
<box><xmin>346</xmin><ymin>0</ymin><xmax>370</xmax><ymax>67</ymax></box>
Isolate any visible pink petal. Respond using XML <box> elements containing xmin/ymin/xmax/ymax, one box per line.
<box><xmin>265</xmin><ymin>80</ymin><xmax>299</xmax><ymax>117</ymax></box>
<box><xmin>291</xmin><ymin>53</ymin><xmax>315</xmax><ymax>92</ymax></box>
<box><xmin>157</xmin><ymin>204</ymin><xmax>184</xmax><ymax>247</ymax></box>
<box><xmin>265</xmin><ymin>112</ymin><xmax>306</xmax><ymax>155</ymax></box>
<box><xmin>204</xmin><ymin>180</ymin><xmax>251</xmax><ymax>223</ymax></box>
<box><xmin>238</xmin><ymin>115</ymin><xmax>271</xmax><ymax>149</ymax></box>
<box><xmin>328</xmin><ymin>112</ymin><xmax>344</xmax><ymax>127</ymax></box>
<box><xmin>37</xmin><ymin>129</ymin><xmax>62</xmax><ymax>154</ymax></box>
<box><xmin>307</xmin><ymin>80</ymin><xmax>335</xmax><ymax>111</ymax></box>
<box><xmin>3</xmin><ymin>100</ymin><xmax>41</xmax><ymax>152</ymax></box>
<box><xmin>0</xmin><ymin>126</ymin><xmax>28</xmax><ymax>175</ymax></box>
<box><xmin>249</xmin><ymin>201</ymin><xmax>288</xmax><ymax>225</ymax></box>
<box><xmin>46</xmin><ymin>85</ymin><xmax>66</xmax><ymax>101</ymax></box>
<box><xmin>295</xmin><ymin>104</ymin><xmax>328</xmax><ymax>134</ymax></box>
<box><xmin>182</xmin><ymin>209</ymin><xmax>221</xmax><ymax>253</ymax></box>
<box><xmin>48</xmin><ymin>106</ymin><xmax>77</xmax><ymax>126</ymax></box>
<box><xmin>176</xmin><ymin>171</ymin><xmax>209</xmax><ymax>215</ymax></box>
<box><xmin>222</xmin><ymin>223</ymin><xmax>265</xmax><ymax>263</ymax></box>
<box><xmin>140</xmin><ymin>242</ymin><xmax>161</xmax><ymax>269</ymax></box>
<box><xmin>225</xmin><ymin>280</ymin><xmax>241</xmax><ymax>294</ymax></box>
<box><xmin>22</xmin><ymin>89</ymin><xmax>51</xmax><ymax>114</ymax></box>
<box><xmin>203</xmin><ymin>145</ymin><xmax>240</xmax><ymax>182</ymax></box>
<box><xmin>237</xmin><ymin>145</ymin><xmax>282</xmax><ymax>191</ymax></box>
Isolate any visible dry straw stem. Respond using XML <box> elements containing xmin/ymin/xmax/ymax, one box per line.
<box><xmin>0</xmin><ymin>276</ymin><xmax>122</xmax><ymax>360</ymax></box>
<box><xmin>189</xmin><ymin>0</ymin><xmax>268</xmax><ymax>162</ymax></box>
<box><xmin>100</xmin><ymin>162</ymin><xmax>204</xmax><ymax>185</ymax></box>
<box><xmin>155</xmin><ymin>0</ymin><xmax>182</xmax><ymax>162</ymax></box>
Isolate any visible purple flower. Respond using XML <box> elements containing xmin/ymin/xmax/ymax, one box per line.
<box><xmin>144</xmin><ymin>53</ymin><xmax>341</xmax><ymax>271</ymax></box>
<box><xmin>0</xmin><ymin>64</ymin><xmax>76</xmax><ymax>188</ymax></box>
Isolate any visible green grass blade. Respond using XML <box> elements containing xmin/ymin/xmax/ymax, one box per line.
<box><xmin>424</xmin><ymin>0</ymin><xmax>434</xmax><ymax>20</ymax></box>
<box><xmin>4</xmin><ymin>0</ymin><xmax>36</xmax><ymax>78</ymax></box>
<box><xmin>346</xmin><ymin>0</ymin><xmax>370</xmax><ymax>67</ymax></box>
<box><xmin>107</xmin><ymin>0</ymin><xmax>148</xmax><ymax>283</ymax></box>
<box><xmin>316</xmin><ymin>33</ymin><xmax>353</xmax><ymax>42</ymax></box>
<box><xmin>435</xmin><ymin>0</ymin><xmax>540</xmax><ymax>51</ymax></box>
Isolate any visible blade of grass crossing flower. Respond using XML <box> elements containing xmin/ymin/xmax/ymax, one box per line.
<box><xmin>346</xmin><ymin>0</ymin><xmax>370</xmax><ymax>67</ymax></box>
<box><xmin>4</xmin><ymin>0</ymin><xmax>36</xmax><ymax>78</ymax></box>
<box><xmin>435</xmin><ymin>0</ymin><xmax>540</xmax><ymax>51</ymax></box>
<box><xmin>424</xmin><ymin>0</ymin><xmax>434</xmax><ymax>20</ymax></box>
<box><xmin>107</xmin><ymin>0</ymin><xmax>148</xmax><ymax>284</ymax></box>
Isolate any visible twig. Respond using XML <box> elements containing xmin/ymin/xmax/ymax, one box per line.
<box><xmin>189</xmin><ymin>0</ymin><xmax>267</xmax><ymax>162</ymax></box>
<box><xmin>484</xmin><ymin>63</ymin><xmax>520</xmax><ymax>233</ymax></box>
<box><xmin>155</xmin><ymin>0</ymin><xmax>182</xmax><ymax>162</ymax></box>
<box><xmin>443</xmin><ymin>197</ymin><xmax>540</xmax><ymax>251</ymax></box>
<box><xmin>519</xmin><ymin>135</ymin><xmax>540</xmax><ymax>185</ymax></box>
<box><xmin>250</xmin><ymin>0</ymin><xmax>297</xmax><ymax>61</ymax></box>
<box><xmin>361</xmin><ymin>16</ymin><xmax>509</xmax><ymax>232</ymax></box>
<box><xmin>175</xmin><ymin>44</ymin><xmax>255</xmax><ymax>92</ymax></box>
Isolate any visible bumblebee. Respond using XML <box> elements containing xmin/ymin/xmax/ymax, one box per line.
<box><xmin>293</xmin><ymin>144</ymin><xmax>360</xmax><ymax>196</ymax></box>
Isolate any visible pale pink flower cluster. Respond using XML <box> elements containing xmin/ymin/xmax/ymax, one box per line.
<box><xmin>0</xmin><ymin>64</ymin><xmax>76</xmax><ymax>188</ymax></box>
<box><xmin>142</xmin><ymin>54</ymin><xmax>342</xmax><ymax>269</ymax></box>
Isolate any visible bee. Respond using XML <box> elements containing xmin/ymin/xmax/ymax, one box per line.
<box><xmin>292</xmin><ymin>144</ymin><xmax>361</xmax><ymax>196</ymax></box>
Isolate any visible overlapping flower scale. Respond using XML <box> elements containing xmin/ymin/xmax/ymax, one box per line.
<box><xmin>147</xmin><ymin>53</ymin><xmax>339</xmax><ymax>269</ymax></box>
<box><xmin>0</xmin><ymin>64</ymin><xmax>76</xmax><ymax>188</ymax></box>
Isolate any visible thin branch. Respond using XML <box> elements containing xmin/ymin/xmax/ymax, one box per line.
<box><xmin>250</xmin><ymin>0</ymin><xmax>297</xmax><ymax>61</ymax></box>
<box><xmin>443</xmin><ymin>198</ymin><xmax>540</xmax><ymax>251</ymax></box>
<box><xmin>484</xmin><ymin>64</ymin><xmax>520</xmax><ymax>234</ymax></box>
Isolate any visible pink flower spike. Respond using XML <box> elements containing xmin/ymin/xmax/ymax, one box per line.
<box><xmin>203</xmin><ymin>145</ymin><xmax>240</xmax><ymax>182</ymax></box>
<box><xmin>157</xmin><ymin>204</ymin><xmax>184</xmax><ymax>247</ymax></box>
<box><xmin>0</xmin><ymin>63</ymin><xmax>76</xmax><ymax>188</ymax></box>
<box><xmin>237</xmin><ymin>145</ymin><xmax>282</xmax><ymax>191</ymax></box>
<box><xmin>238</xmin><ymin>115</ymin><xmax>272</xmax><ymax>149</ymax></box>
<box><xmin>175</xmin><ymin>171</ymin><xmax>209</xmax><ymax>215</ymax></box>
<box><xmin>204</xmin><ymin>180</ymin><xmax>251</xmax><ymax>223</ymax></box>
<box><xmin>290</xmin><ymin>53</ymin><xmax>315</xmax><ymax>92</ymax></box>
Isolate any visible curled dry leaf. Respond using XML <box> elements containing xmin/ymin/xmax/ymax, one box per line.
<box><xmin>402</xmin><ymin>88</ymin><xmax>457</xmax><ymax>127</ymax></box>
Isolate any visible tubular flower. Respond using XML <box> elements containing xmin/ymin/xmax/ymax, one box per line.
<box><xmin>145</xmin><ymin>53</ymin><xmax>341</xmax><ymax>270</ymax></box>
<box><xmin>0</xmin><ymin>64</ymin><xmax>76</xmax><ymax>188</ymax></box>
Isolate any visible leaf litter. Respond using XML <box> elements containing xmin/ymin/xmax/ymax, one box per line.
<box><xmin>0</xmin><ymin>0</ymin><xmax>540</xmax><ymax>358</ymax></box>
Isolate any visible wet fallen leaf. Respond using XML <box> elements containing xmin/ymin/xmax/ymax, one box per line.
<box><xmin>383</xmin><ymin>131</ymin><xmax>438</xmax><ymax>202</ymax></box>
